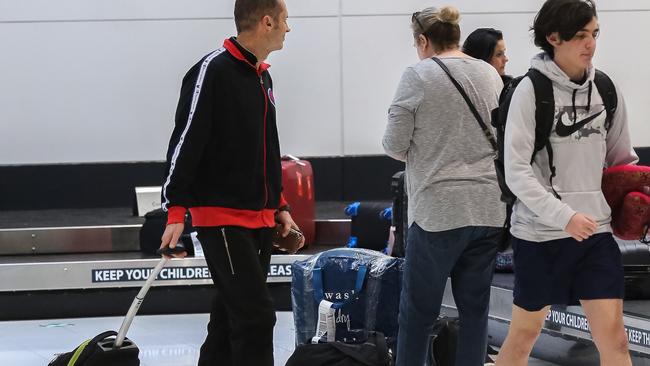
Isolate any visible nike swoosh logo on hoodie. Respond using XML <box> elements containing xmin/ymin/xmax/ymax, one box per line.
<box><xmin>555</xmin><ymin>109</ymin><xmax>604</xmax><ymax>137</ymax></box>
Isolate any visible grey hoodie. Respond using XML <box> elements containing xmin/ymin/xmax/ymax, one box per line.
<box><xmin>504</xmin><ymin>53</ymin><xmax>638</xmax><ymax>242</ymax></box>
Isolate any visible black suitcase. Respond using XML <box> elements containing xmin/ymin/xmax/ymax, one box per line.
<box><xmin>48</xmin><ymin>251</ymin><xmax>183</xmax><ymax>365</ymax></box>
<box><xmin>619</xmin><ymin>240</ymin><xmax>650</xmax><ymax>300</ymax></box>
<box><xmin>427</xmin><ymin>317</ymin><xmax>496</xmax><ymax>366</ymax></box>
<box><xmin>47</xmin><ymin>330</ymin><xmax>139</xmax><ymax>366</ymax></box>
<box><xmin>346</xmin><ymin>201</ymin><xmax>392</xmax><ymax>252</ymax></box>
<box><xmin>390</xmin><ymin>171</ymin><xmax>408</xmax><ymax>258</ymax></box>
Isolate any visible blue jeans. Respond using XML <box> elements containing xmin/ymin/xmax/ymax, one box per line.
<box><xmin>396</xmin><ymin>223</ymin><xmax>500</xmax><ymax>366</ymax></box>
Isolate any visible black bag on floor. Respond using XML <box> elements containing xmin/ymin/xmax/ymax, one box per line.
<box><xmin>48</xmin><ymin>330</ymin><xmax>139</xmax><ymax>366</ymax></box>
<box><xmin>390</xmin><ymin>171</ymin><xmax>408</xmax><ymax>258</ymax></box>
<box><xmin>286</xmin><ymin>331</ymin><xmax>393</xmax><ymax>366</ymax></box>
<box><xmin>49</xmin><ymin>256</ymin><xmax>177</xmax><ymax>366</ymax></box>
<box><xmin>139</xmin><ymin>208</ymin><xmax>195</xmax><ymax>255</ymax></box>
<box><xmin>428</xmin><ymin>317</ymin><xmax>458</xmax><ymax>366</ymax></box>
<box><xmin>427</xmin><ymin>317</ymin><xmax>495</xmax><ymax>366</ymax></box>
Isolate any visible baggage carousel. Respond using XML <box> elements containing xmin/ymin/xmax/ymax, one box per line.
<box><xmin>0</xmin><ymin>204</ymin><xmax>349</xmax><ymax>320</ymax></box>
<box><xmin>1</xmin><ymin>204</ymin><xmax>650</xmax><ymax>365</ymax></box>
<box><xmin>440</xmin><ymin>271</ymin><xmax>650</xmax><ymax>365</ymax></box>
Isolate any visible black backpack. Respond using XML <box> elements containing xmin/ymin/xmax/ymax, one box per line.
<box><xmin>490</xmin><ymin>68</ymin><xmax>618</xmax><ymax>247</ymax></box>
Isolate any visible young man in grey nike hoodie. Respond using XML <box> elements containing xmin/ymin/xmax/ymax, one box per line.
<box><xmin>495</xmin><ymin>1</ymin><xmax>637</xmax><ymax>365</ymax></box>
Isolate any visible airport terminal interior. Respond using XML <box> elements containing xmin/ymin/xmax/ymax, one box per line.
<box><xmin>3</xmin><ymin>1</ymin><xmax>650</xmax><ymax>365</ymax></box>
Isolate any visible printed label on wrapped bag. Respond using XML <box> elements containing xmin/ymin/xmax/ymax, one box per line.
<box><xmin>312</xmin><ymin>300</ymin><xmax>335</xmax><ymax>343</ymax></box>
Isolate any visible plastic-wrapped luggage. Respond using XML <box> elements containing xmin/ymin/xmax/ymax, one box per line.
<box><xmin>291</xmin><ymin>248</ymin><xmax>403</xmax><ymax>345</ymax></box>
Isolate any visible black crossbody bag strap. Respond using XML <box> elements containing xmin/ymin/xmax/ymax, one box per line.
<box><xmin>432</xmin><ymin>57</ymin><xmax>498</xmax><ymax>151</ymax></box>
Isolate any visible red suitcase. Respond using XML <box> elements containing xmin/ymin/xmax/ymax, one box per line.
<box><xmin>281</xmin><ymin>155</ymin><xmax>316</xmax><ymax>247</ymax></box>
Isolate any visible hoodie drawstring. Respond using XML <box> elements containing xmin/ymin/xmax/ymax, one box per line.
<box><xmin>571</xmin><ymin>81</ymin><xmax>594</xmax><ymax>123</ymax></box>
<box><xmin>586</xmin><ymin>81</ymin><xmax>593</xmax><ymax>112</ymax></box>
<box><xmin>571</xmin><ymin>89</ymin><xmax>578</xmax><ymax>123</ymax></box>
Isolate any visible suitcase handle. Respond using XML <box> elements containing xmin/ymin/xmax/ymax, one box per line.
<box><xmin>282</xmin><ymin>154</ymin><xmax>307</xmax><ymax>166</ymax></box>
<box><xmin>114</xmin><ymin>257</ymin><xmax>169</xmax><ymax>348</ymax></box>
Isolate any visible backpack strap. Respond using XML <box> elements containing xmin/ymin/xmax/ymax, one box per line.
<box><xmin>593</xmin><ymin>69</ymin><xmax>617</xmax><ymax>131</ymax></box>
<box><xmin>526</xmin><ymin>69</ymin><xmax>561</xmax><ymax>199</ymax></box>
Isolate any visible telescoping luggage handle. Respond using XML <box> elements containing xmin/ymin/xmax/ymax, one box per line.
<box><xmin>114</xmin><ymin>256</ymin><xmax>169</xmax><ymax>348</ymax></box>
<box><xmin>312</xmin><ymin>264</ymin><xmax>368</xmax><ymax>309</ymax></box>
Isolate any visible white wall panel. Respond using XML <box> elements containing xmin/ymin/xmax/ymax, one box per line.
<box><xmin>0</xmin><ymin>0</ymin><xmax>230</xmax><ymax>22</ymax></box>
<box><xmin>1</xmin><ymin>1</ymin><xmax>649</xmax><ymax>164</ymax></box>
<box><xmin>595</xmin><ymin>1</ymin><xmax>650</xmax><ymax>11</ymax></box>
<box><xmin>342</xmin><ymin>0</ymin><xmax>650</xmax><ymax>15</ymax></box>
<box><xmin>267</xmin><ymin>17</ymin><xmax>342</xmax><ymax>156</ymax></box>
<box><xmin>0</xmin><ymin>19</ymin><xmax>233</xmax><ymax>164</ymax></box>
<box><xmin>284</xmin><ymin>0</ymin><xmax>339</xmax><ymax>17</ymax></box>
<box><xmin>0</xmin><ymin>0</ymin><xmax>339</xmax><ymax>22</ymax></box>
<box><xmin>595</xmin><ymin>12</ymin><xmax>650</xmax><ymax>147</ymax></box>
<box><xmin>341</xmin><ymin>15</ymin><xmax>415</xmax><ymax>155</ymax></box>
<box><xmin>340</xmin><ymin>13</ymin><xmax>538</xmax><ymax>156</ymax></box>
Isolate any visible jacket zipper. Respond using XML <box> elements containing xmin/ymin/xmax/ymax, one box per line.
<box><xmin>224</xmin><ymin>40</ymin><xmax>273</xmax><ymax>212</ymax></box>
<box><xmin>221</xmin><ymin>228</ymin><xmax>235</xmax><ymax>275</ymax></box>
<box><xmin>259</xmin><ymin>75</ymin><xmax>269</xmax><ymax>208</ymax></box>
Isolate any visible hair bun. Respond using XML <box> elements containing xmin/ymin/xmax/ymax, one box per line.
<box><xmin>438</xmin><ymin>6</ymin><xmax>460</xmax><ymax>25</ymax></box>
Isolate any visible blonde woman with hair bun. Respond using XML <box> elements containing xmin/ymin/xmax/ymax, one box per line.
<box><xmin>383</xmin><ymin>4</ymin><xmax>504</xmax><ymax>366</ymax></box>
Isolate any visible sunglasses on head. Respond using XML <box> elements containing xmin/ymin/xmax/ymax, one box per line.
<box><xmin>412</xmin><ymin>11</ymin><xmax>426</xmax><ymax>33</ymax></box>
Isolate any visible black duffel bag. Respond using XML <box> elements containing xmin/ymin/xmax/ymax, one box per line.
<box><xmin>48</xmin><ymin>330</ymin><xmax>139</xmax><ymax>366</ymax></box>
<box><xmin>286</xmin><ymin>331</ymin><xmax>392</xmax><ymax>366</ymax></box>
<box><xmin>139</xmin><ymin>208</ymin><xmax>195</xmax><ymax>256</ymax></box>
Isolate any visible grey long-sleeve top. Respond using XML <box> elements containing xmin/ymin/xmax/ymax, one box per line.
<box><xmin>383</xmin><ymin>57</ymin><xmax>505</xmax><ymax>232</ymax></box>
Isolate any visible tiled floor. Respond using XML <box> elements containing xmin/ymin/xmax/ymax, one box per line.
<box><xmin>0</xmin><ymin>312</ymin><xmax>556</xmax><ymax>365</ymax></box>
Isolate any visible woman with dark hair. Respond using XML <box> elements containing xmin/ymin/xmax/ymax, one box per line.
<box><xmin>383</xmin><ymin>5</ymin><xmax>504</xmax><ymax>366</ymax></box>
<box><xmin>463</xmin><ymin>28</ymin><xmax>512</xmax><ymax>84</ymax></box>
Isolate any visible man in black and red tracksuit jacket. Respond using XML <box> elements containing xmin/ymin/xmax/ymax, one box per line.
<box><xmin>159</xmin><ymin>1</ymin><xmax>300</xmax><ymax>365</ymax></box>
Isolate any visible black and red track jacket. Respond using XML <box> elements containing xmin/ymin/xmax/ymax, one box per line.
<box><xmin>162</xmin><ymin>37</ymin><xmax>287</xmax><ymax>228</ymax></box>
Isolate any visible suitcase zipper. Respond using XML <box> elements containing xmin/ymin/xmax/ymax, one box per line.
<box><xmin>221</xmin><ymin>228</ymin><xmax>235</xmax><ymax>275</ymax></box>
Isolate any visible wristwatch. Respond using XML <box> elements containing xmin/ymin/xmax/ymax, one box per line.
<box><xmin>277</xmin><ymin>205</ymin><xmax>291</xmax><ymax>214</ymax></box>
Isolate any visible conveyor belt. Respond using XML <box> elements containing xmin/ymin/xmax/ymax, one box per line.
<box><xmin>440</xmin><ymin>275</ymin><xmax>650</xmax><ymax>362</ymax></box>
<box><xmin>0</xmin><ymin>253</ymin><xmax>313</xmax><ymax>291</ymax></box>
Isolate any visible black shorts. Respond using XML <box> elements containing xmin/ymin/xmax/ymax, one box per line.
<box><xmin>512</xmin><ymin>233</ymin><xmax>624</xmax><ymax>312</ymax></box>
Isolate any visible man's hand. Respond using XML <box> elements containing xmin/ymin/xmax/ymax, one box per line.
<box><xmin>276</xmin><ymin>211</ymin><xmax>305</xmax><ymax>248</ymax></box>
<box><xmin>565</xmin><ymin>213</ymin><xmax>598</xmax><ymax>242</ymax></box>
<box><xmin>160</xmin><ymin>223</ymin><xmax>188</xmax><ymax>258</ymax></box>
